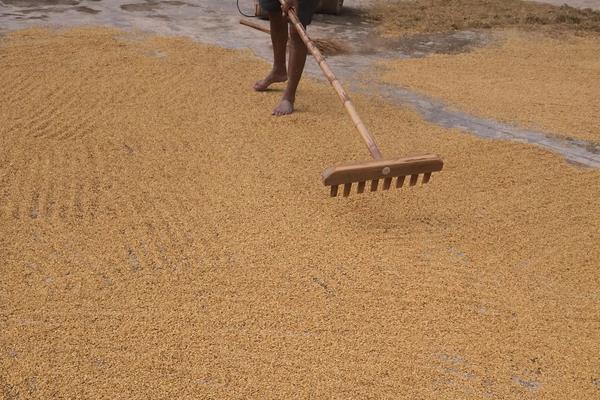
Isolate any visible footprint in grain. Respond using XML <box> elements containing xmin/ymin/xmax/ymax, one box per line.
<box><xmin>127</xmin><ymin>248</ymin><xmax>141</xmax><ymax>271</ymax></box>
<box><xmin>512</xmin><ymin>376</ymin><xmax>541</xmax><ymax>391</ymax></box>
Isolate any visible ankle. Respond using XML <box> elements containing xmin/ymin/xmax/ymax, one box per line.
<box><xmin>282</xmin><ymin>94</ymin><xmax>295</xmax><ymax>104</ymax></box>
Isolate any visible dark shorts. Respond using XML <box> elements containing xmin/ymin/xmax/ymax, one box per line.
<box><xmin>259</xmin><ymin>0</ymin><xmax>318</xmax><ymax>26</ymax></box>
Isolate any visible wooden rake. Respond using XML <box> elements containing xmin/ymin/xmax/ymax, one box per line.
<box><xmin>283</xmin><ymin>1</ymin><xmax>444</xmax><ymax>197</ymax></box>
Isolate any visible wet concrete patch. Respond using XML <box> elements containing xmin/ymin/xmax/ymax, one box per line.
<box><xmin>2</xmin><ymin>0</ymin><xmax>80</xmax><ymax>6</ymax></box>
<box><xmin>337</xmin><ymin>30</ymin><xmax>490</xmax><ymax>57</ymax></box>
<box><xmin>147</xmin><ymin>13</ymin><xmax>169</xmax><ymax>20</ymax></box>
<box><xmin>74</xmin><ymin>5</ymin><xmax>100</xmax><ymax>14</ymax></box>
<box><xmin>162</xmin><ymin>0</ymin><xmax>196</xmax><ymax>6</ymax></box>
<box><xmin>14</xmin><ymin>14</ymin><xmax>48</xmax><ymax>19</ymax></box>
<box><xmin>20</xmin><ymin>7</ymin><xmax>63</xmax><ymax>13</ymax></box>
<box><xmin>119</xmin><ymin>0</ymin><xmax>196</xmax><ymax>13</ymax></box>
<box><xmin>19</xmin><ymin>5</ymin><xmax>95</xmax><ymax>13</ymax></box>
<box><xmin>384</xmin><ymin>31</ymin><xmax>490</xmax><ymax>57</ymax></box>
<box><xmin>584</xmin><ymin>141</ymin><xmax>600</xmax><ymax>154</ymax></box>
<box><xmin>120</xmin><ymin>2</ymin><xmax>161</xmax><ymax>12</ymax></box>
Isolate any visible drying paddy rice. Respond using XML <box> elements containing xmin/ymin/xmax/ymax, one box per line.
<box><xmin>381</xmin><ymin>30</ymin><xmax>600</xmax><ymax>143</ymax></box>
<box><xmin>369</xmin><ymin>0</ymin><xmax>600</xmax><ymax>37</ymax></box>
<box><xmin>1</xmin><ymin>28</ymin><xmax>599</xmax><ymax>398</ymax></box>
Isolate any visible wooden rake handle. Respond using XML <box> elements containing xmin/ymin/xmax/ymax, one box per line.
<box><xmin>279</xmin><ymin>0</ymin><xmax>383</xmax><ymax>160</ymax></box>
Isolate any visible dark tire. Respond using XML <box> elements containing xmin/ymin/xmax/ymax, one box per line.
<box><xmin>254</xmin><ymin>3</ymin><xmax>269</xmax><ymax>19</ymax></box>
<box><xmin>318</xmin><ymin>0</ymin><xmax>343</xmax><ymax>15</ymax></box>
<box><xmin>254</xmin><ymin>0</ymin><xmax>343</xmax><ymax>18</ymax></box>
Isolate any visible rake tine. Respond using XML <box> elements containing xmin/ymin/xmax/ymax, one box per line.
<box><xmin>409</xmin><ymin>174</ymin><xmax>418</xmax><ymax>186</ymax></box>
<box><xmin>330</xmin><ymin>185</ymin><xmax>339</xmax><ymax>197</ymax></box>
<box><xmin>357</xmin><ymin>181</ymin><xmax>366</xmax><ymax>194</ymax></box>
<box><xmin>383</xmin><ymin>177</ymin><xmax>392</xmax><ymax>190</ymax></box>
<box><xmin>397</xmin><ymin>176</ymin><xmax>405</xmax><ymax>188</ymax></box>
<box><xmin>371</xmin><ymin>179</ymin><xmax>379</xmax><ymax>192</ymax></box>
<box><xmin>422</xmin><ymin>172</ymin><xmax>432</xmax><ymax>184</ymax></box>
<box><xmin>343</xmin><ymin>183</ymin><xmax>352</xmax><ymax>197</ymax></box>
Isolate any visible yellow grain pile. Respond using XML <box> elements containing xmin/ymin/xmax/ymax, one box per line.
<box><xmin>369</xmin><ymin>0</ymin><xmax>600</xmax><ymax>37</ymax></box>
<box><xmin>0</xmin><ymin>28</ymin><xmax>599</xmax><ymax>399</ymax></box>
<box><xmin>382</xmin><ymin>31</ymin><xmax>600</xmax><ymax>143</ymax></box>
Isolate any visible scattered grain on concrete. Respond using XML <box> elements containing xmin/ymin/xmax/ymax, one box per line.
<box><xmin>370</xmin><ymin>0</ymin><xmax>600</xmax><ymax>37</ymax></box>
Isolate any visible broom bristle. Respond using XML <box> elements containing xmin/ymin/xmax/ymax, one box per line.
<box><xmin>313</xmin><ymin>38</ymin><xmax>349</xmax><ymax>56</ymax></box>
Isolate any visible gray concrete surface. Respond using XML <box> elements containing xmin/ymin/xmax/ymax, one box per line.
<box><xmin>530</xmin><ymin>0</ymin><xmax>600</xmax><ymax>9</ymax></box>
<box><xmin>0</xmin><ymin>0</ymin><xmax>598</xmax><ymax>167</ymax></box>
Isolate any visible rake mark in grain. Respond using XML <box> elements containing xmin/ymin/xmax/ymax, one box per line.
<box><xmin>55</xmin><ymin>89</ymin><xmax>100</xmax><ymax>141</ymax></box>
<box><xmin>27</xmin><ymin>84</ymin><xmax>70</xmax><ymax>139</ymax></box>
<box><xmin>85</xmin><ymin>142</ymin><xmax>100</xmax><ymax>218</ymax></box>
<box><xmin>8</xmin><ymin>146</ymin><xmax>32</xmax><ymax>220</ymax></box>
<box><xmin>72</xmin><ymin>148</ymin><xmax>85</xmax><ymax>219</ymax></box>
<box><xmin>5</xmin><ymin>68</ymin><xmax>39</xmax><ymax>107</ymax></box>
<box><xmin>10</xmin><ymin>68</ymin><xmax>96</xmax><ymax>141</ymax></box>
<box><xmin>0</xmin><ymin>145</ymin><xmax>15</xmax><ymax>219</ymax></box>
<box><xmin>172</xmin><ymin>195</ymin><xmax>200</xmax><ymax>245</ymax></box>
<box><xmin>156</xmin><ymin>63</ymin><xmax>192</xmax><ymax>106</ymax></box>
<box><xmin>128</xmin><ymin>199</ymin><xmax>165</xmax><ymax>270</ymax></box>
<box><xmin>150</xmin><ymin>194</ymin><xmax>208</xmax><ymax>267</ymax></box>
<box><xmin>42</xmin><ymin>147</ymin><xmax>56</xmax><ymax>218</ymax></box>
<box><xmin>28</xmin><ymin>152</ymin><xmax>46</xmax><ymax>219</ymax></box>
<box><xmin>141</xmin><ymin>219</ymin><xmax>171</xmax><ymax>269</ymax></box>
<box><xmin>57</xmin><ymin>148</ymin><xmax>71</xmax><ymax>220</ymax></box>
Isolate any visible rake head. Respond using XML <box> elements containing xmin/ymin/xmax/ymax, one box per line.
<box><xmin>322</xmin><ymin>154</ymin><xmax>443</xmax><ymax>197</ymax></box>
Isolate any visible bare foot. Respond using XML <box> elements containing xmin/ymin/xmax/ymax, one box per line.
<box><xmin>272</xmin><ymin>99</ymin><xmax>294</xmax><ymax>116</ymax></box>
<box><xmin>254</xmin><ymin>71</ymin><xmax>287</xmax><ymax>91</ymax></box>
